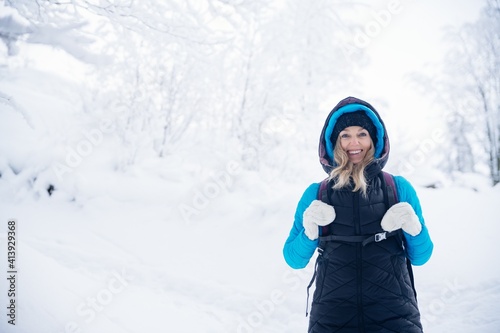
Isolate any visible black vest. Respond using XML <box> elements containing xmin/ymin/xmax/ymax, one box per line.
<box><xmin>322</xmin><ymin>173</ymin><xmax>387</xmax><ymax>237</ymax></box>
<box><xmin>308</xmin><ymin>172</ymin><xmax>423</xmax><ymax>333</ymax></box>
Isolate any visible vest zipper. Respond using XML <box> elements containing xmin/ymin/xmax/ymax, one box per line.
<box><xmin>353</xmin><ymin>191</ymin><xmax>365</xmax><ymax>331</ymax></box>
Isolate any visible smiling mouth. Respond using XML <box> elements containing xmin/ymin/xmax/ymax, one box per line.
<box><xmin>348</xmin><ymin>150</ymin><xmax>362</xmax><ymax>155</ymax></box>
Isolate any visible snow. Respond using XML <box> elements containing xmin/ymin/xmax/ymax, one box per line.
<box><xmin>1</xmin><ymin>143</ymin><xmax>500</xmax><ymax>332</ymax></box>
<box><xmin>1</xmin><ymin>1</ymin><xmax>499</xmax><ymax>332</ymax></box>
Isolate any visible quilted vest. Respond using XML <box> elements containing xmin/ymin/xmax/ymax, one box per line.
<box><xmin>308</xmin><ymin>172</ymin><xmax>423</xmax><ymax>333</ymax></box>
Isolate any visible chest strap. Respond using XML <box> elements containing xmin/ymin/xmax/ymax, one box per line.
<box><xmin>319</xmin><ymin>231</ymin><xmax>398</xmax><ymax>247</ymax></box>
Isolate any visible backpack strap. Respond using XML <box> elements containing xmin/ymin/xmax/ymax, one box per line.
<box><xmin>382</xmin><ymin>171</ymin><xmax>417</xmax><ymax>300</ymax></box>
<box><xmin>382</xmin><ymin>171</ymin><xmax>398</xmax><ymax>206</ymax></box>
<box><xmin>318</xmin><ymin>178</ymin><xmax>329</xmax><ymax>202</ymax></box>
<box><xmin>317</xmin><ymin>178</ymin><xmax>330</xmax><ymax>236</ymax></box>
<box><xmin>305</xmin><ymin>177</ymin><xmax>330</xmax><ymax>316</ymax></box>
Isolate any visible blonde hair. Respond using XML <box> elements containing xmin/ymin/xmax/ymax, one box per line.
<box><xmin>328</xmin><ymin>137</ymin><xmax>375</xmax><ymax>196</ymax></box>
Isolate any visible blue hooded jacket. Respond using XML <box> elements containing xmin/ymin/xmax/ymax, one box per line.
<box><xmin>283</xmin><ymin>96</ymin><xmax>434</xmax><ymax>332</ymax></box>
<box><xmin>283</xmin><ymin>97</ymin><xmax>433</xmax><ymax>269</ymax></box>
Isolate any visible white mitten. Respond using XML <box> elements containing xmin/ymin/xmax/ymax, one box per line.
<box><xmin>303</xmin><ymin>200</ymin><xmax>336</xmax><ymax>240</ymax></box>
<box><xmin>381</xmin><ymin>202</ymin><xmax>422</xmax><ymax>236</ymax></box>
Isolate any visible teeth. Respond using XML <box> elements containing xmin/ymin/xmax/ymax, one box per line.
<box><xmin>349</xmin><ymin>150</ymin><xmax>361</xmax><ymax>154</ymax></box>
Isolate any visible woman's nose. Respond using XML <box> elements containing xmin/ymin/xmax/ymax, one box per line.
<box><xmin>348</xmin><ymin>137</ymin><xmax>359</xmax><ymax>145</ymax></box>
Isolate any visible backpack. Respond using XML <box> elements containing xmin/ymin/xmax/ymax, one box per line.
<box><xmin>316</xmin><ymin>171</ymin><xmax>417</xmax><ymax>298</ymax></box>
<box><xmin>306</xmin><ymin>171</ymin><xmax>418</xmax><ymax>316</ymax></box>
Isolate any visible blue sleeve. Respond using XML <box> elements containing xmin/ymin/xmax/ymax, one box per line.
<box><xmin>394</xmin><ymin>176</ymin><xmax>434</xmax><ymax>266</ymax></box>
<box><xmin>283</xmin><ymin>183</ymin><xmax>320</xmax><ymax>269</ymax></box>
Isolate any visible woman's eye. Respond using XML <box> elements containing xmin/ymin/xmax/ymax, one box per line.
<box><xmin>341</xmin><ymin>133</ymin><xmax>350</xmax><ymax>139</ymax></box>
<box><xmin>358</xmin><ymin>132</ymin><xmax>368</xmax><ymax>137</ymax></box>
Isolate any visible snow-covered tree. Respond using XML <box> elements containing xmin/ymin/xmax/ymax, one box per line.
<box><xmin>443</xmin><ymin>0</ymin><xmax>500</xmax><ymax>185</ymax></box>
<box><xmin>412</xmin><ymin>0</ymin><xmax>499</xmax><ymax>185</ymax></box>
<box><xmin>1</xmin><ymin>0</ymin><xmax>372</xmax><ymax>192</ymax></box>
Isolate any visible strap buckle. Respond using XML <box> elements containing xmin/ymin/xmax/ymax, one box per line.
<box><xmin>374</xmin><ymin>232</ymin><xmax>387</xmax><ymax>242</ymax></box>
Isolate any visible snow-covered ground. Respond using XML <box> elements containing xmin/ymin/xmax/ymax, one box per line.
<box><xmin>1</xmin><ymin>159</ymin><xmax>499</xmax><ymax>332</ymax></box>
<box><xmin>0</xmin><ymin>67</ymin><xmax>499</xmax><ymax>333</ymax></box>
<box><xmin>1</xmin><ymin>2</ymin><xmax>498</xmax><ymax>331</ymax></box>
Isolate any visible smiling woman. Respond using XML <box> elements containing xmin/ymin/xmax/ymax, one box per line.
<box><xmin>328</xmin><ymin>109</ymin><xmax>380</xmax><ymax>196</ymax></box>
<box><xmin>333</xmin><ymin>110</ymin><xmax>377</xmax><ymax>170</ymax></box>
<box><xmin>338</xmin><ymin>126</ymin><xmax>372</xmax><ymax>163</ymax></box>
<box><xmin>283</xmin><ymin>96</ymin><xmax>434</xmax><ymax>333</ymax></box>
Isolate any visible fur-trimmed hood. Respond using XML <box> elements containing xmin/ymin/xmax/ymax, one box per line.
<box><xmin>318</xmin><ymin>96</ymin><xmax>390</xmax><ymax>174</ymax></box>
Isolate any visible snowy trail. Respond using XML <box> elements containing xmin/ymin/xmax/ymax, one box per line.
<box><xmin>1</xmin><ymin>180</ymin><xmax>499</xmax><ymax>333</ymax></box>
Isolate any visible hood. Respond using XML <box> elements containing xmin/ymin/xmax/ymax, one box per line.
<box><xmin>318</xmin><ymin>96</ymin><xmax>390</xmax><ymax>174</ymax></box>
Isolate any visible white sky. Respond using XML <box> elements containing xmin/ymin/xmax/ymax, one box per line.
<box><xmin>359</xmin><ymin>0</ymin><xmax>484</xmax><ymax>141</ymax></box>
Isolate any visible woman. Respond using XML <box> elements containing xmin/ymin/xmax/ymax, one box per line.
<box><xmin>283</xmin><ymin>96</ymin><xmax>433</xmax><ymax>332</ymax></box>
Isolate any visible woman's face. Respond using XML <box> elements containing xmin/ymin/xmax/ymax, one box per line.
<box><xmin>338</xmin><ymin>126</ymin><xmax>372</xmax><ymax>164</ymax></box>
